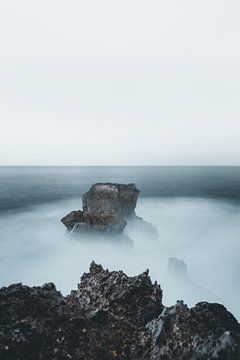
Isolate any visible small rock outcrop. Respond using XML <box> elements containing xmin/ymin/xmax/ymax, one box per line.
<box><xmin>61</xmin><ymin>210</ymin><xmax>84</xmax><ymax>231</ymax></box>
<box><xmin>61</xmin><ymin>183</ymin><xmax>139</xmax><ymax>235</ymax></box>
<box><xmin>168</xmin><ymin>257</ymin><xmax>188</xmax><ymax>278</ymax></box>
<box><xmin>1</xmin><ymin>263</ymin><xmax>240</xmax><ymax>360</ymax></box>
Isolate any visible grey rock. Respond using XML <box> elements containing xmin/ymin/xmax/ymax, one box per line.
<box><xmin>82</xmin><ymin>183</ymin><xmax>139</xmax><ymax>218</ymax></box>
<box><xmin>168</xmin><ymin>257</ymin><xmax>188</xmax><ymax>278</ymax></box>
<box><xmin>61</xmin><ymin>210</ymin><xmax>84</xmax><ymax>231</ymax></box>
<box><xmin>61</xmin><ymin>183</ymin><xmax>139</xmax><ymax>236</ymax></box>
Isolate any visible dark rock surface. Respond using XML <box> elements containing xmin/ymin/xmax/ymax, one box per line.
<box><xmin>61</xmin><ymin>210</ymin><xmax>84</xmax><ymax>231</ymax></box>
<box><xmin>61</xmin><ymin>183</ymin><xmax>139</xmax><ymax>235</ymax></box>
<box><xmin>147</xmin><ymin>301</ymin><xmax>240</xmax><ymax>360</ymax></box>
<box><xmin>74</xmin><ymin>261</ymin><xmax>163</xmax><ymax>327</ymax></box>
<box><xmin>1</xmin><ymin>263</ymin><xmax>240</xmax><ymax>360</ymax></box>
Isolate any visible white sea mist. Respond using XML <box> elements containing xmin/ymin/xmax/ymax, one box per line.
<box><xmin>0</xmin><ymin>196</ymin><xmax>239</xmax><ymax>320</ymax></box>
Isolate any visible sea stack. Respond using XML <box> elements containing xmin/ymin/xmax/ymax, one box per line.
<box><xmin>61</xmin><ymin>183</ymin><xmax>140</xmax><ymax>235</ymax></box>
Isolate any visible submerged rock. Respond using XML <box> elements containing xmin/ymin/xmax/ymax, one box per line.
<box><xmin>1</xmin><ymin>263</ymin><xmax>240</xmax><ymax>360</ymax></box>
<box><xmin>127</xmin><ymin>215</ymin><xmax>159</xmax><ymax>242</ymax></box>
<box><xmin>168</xmin><ymin>257</ymin><xmax>188</xmax><ymax>278</ymax></box>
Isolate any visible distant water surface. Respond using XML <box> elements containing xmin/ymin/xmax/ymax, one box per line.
<box><xmin>1</xmin><ymin>166</ymin><xmax>240</xmax><ymax>214</ymax></box>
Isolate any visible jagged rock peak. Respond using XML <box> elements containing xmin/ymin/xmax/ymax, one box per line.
<box><xmin>1</xmin><ymin>263</ymin><xmax>240</xmax><ymax>359</ymax></box>
<box><xmin>147</xmin><ymin>300</ymin><xmax>240</xmax><ymax>360</ymax></box>
<box><xmin>76</xmin><ymin>262</ymin><xmax>163</xmax><ymax>327</ymax></box>
<box><xmin>89</xmin><ymin>260</ymin><xmax>105</xmax><ymax>274</ymax></box>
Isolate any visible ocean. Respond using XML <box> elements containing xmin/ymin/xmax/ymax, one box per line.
<box><xmin>0</xmin><ymin>166</ymin><xmax>240</xmax><ymax>319</ymax></box>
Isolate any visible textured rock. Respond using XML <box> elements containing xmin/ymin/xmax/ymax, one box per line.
<box><xmin>0</xmin><ymin>280</ymin><xmax>149</xmax><ymax>360</ymax></box>
<box><xmin>74</xmin><ymin>261</ymin><xmax>163</xmax><ymax>327</ymax></box>
<box><xmin>82</xmin><ymin>183</ymin><xmax>139</xmax><ymax>218</ymax></box>
<box><xmin>80</xmin><ymin>211</ymin><xmax>127</xmax><ymax>233</ymax></box>
<box><xmin>61</xmin><ymin>183</ymin><xmax>139</xmax><ymax>235</ymax></box>
<box><xmin>0</xmin><ymin>263</ymin><xmax>240</xmax><ymax>360</ymax></box>
<box><xmin>61</xmin><ymin>210</ymin><xmax>84</xmax><ymax>231</ymax></box>
<box><xmin>147</xmin><ymin>300</ymin><xmax>240</xmax><ymax>360</ymax></box>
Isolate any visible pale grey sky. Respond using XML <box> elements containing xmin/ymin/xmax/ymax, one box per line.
<box><xmin>0</xmin><ymin>0</ymin><xmax>239</xmax><ymax>165</ymax></box>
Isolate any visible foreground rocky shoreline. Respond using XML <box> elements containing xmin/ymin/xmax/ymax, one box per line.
<box><xmin>1</xmin><ymin>262</ymin><xmax>239</xmax><ymax>360</ymax></box>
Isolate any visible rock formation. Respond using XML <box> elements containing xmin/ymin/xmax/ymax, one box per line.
<box><xmin>61</xmin><ymin>183</ymin><xmax>140</xmax><ymax>235</ymax></box>
<box><xmin>147</xmin><ymin>301</ymin><xmax>240</xmax><ymax>360</ymax></box>
<box><xmin>1</xmin><ymin>263</ymin><xmax>240</xmax><ymax>360</ymax></box>
<box><xmin>168</xmin><ymin>257</ymin><xmax>188</xmax><ymax>278</ymax></box>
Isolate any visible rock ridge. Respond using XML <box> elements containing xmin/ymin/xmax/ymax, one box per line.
<box><xmin>1</xmin><ymin>262</ymin><xmax>240</xmax><ymax>360</ymax></box>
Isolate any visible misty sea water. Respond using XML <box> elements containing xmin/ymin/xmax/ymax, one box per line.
<box><xmin>0</xmin><ymin>166</ymin><xmax>240</xmax><ymax>320</ymax></box>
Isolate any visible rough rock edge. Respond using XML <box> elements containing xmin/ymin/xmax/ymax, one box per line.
<box><xmin>61</xmin><ymin>183</ymin><xmax>140</xmax><ymax>235</ymax></box>
<box><xmin>1</xmin><ymin>262</ymin><xmax>239</xmax><ymax>360</ymax></box>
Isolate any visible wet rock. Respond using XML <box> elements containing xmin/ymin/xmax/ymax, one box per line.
<box><xmin>61</xmin><ymin>210</ymin><xmax>84</xmax><ymax>231</ymax></box>
<box><xmin>0</xmin><ymin>264</ymin><xmax>240</xmax><ymax>360</ymax></box>
<box><xmin>80</xmin><ymin>211</ymin><xmax>127</xmax><ymax>233</ymax></box>
<box><xmin>147</xmin><ymin>300</ymin><xmax>240</xmax><ymax>360</ymax></box>
<box><xmin>74</xmin><ymin>261</ymin><xmax>163</xmax><ymax>327</ymax></box>
<box><xmin>83</xmin><ymin>183</ymin><xmax>139</xmax><ymax>218</ymax></box>
<box><xmin>61</xmin><ymin>183</ymin><xmax>139</xmax><ymax>236</ymax></box>
<box><xmin>61</xmin><ymin>183</ymin><xmax>159</xmax><ymax>243</ymax></box>
<box><xmin>0</xmin><ymin>275</ymin><xmax>150</xmax><ymax>360</ymax></box>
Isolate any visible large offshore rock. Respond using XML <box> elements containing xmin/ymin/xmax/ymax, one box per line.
<box><xmin>0</xmin><ymin>263</ymin><xmax>240</xmax><ymax>360</ymax></box>
<box><xmin>82</xmin><ymin>183</ymin><xmax>139</xmax><ymax>218</ymax></box>
<box><xmin>61</xmin><ymin>183</ymin><xmax>139</xmax><ymax>235</ymax></box>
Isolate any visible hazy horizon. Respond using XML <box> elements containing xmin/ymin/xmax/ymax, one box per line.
<box><xmin>0</xmin><ymin>0</ymin><xmax>240</xmax><ymax>166</ymax></box>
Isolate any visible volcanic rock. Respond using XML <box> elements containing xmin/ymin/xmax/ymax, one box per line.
<box><xmin>0</xmin><ymin>280</ymin><xmax>149</xmax><ymax>360</ymax></box>
<box><xmin>74</xmin><ymin>261</ymin><xmax>163</xmax><ymax>327</ymax></box>
<box><xmin>147</xmin><ymin>300</ymin><xmax>240</xmax><ymax>360</ymax></box>
<box><xmin>0</xmin><ymin>263</ymin><xmax>240</xmax><ymax>360</ymax></box>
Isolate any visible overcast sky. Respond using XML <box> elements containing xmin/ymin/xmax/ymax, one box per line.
<box><xmin>0</xmin><ymin>0</ymin><xmax>239</xmax><ymax>165</ymax></box>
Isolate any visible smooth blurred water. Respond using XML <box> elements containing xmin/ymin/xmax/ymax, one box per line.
<box><xmin>0</xmin><ymin>166</ymin><xmax>240</xmax><ymax>320</ymax></box>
